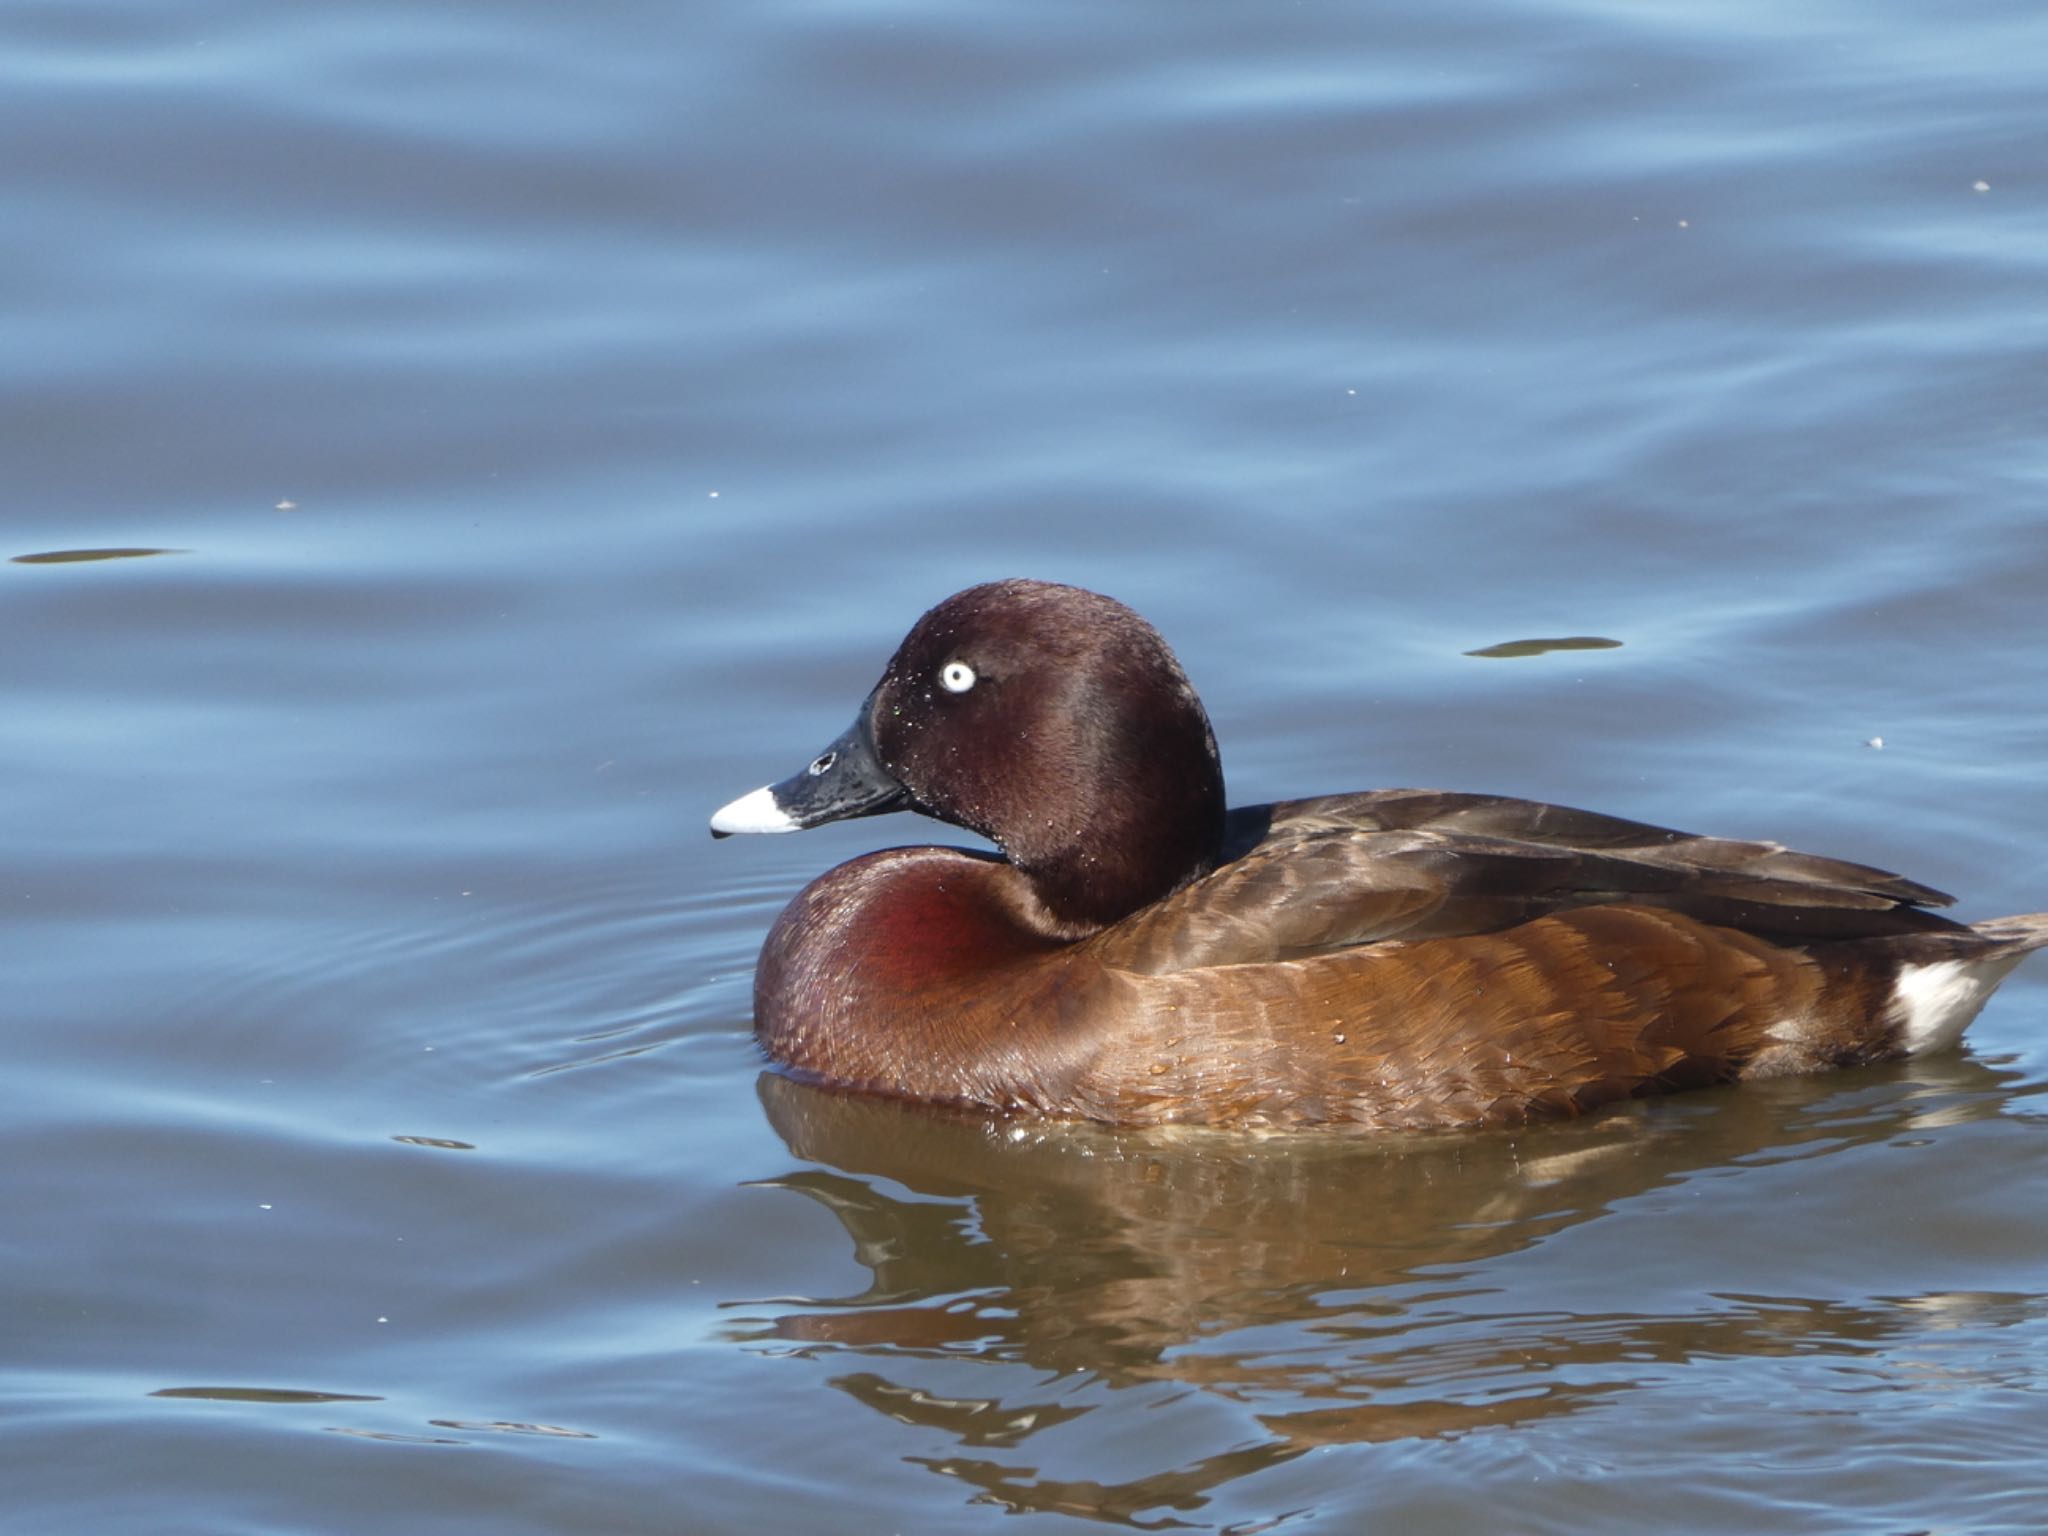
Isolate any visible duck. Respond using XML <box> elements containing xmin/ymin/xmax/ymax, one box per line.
<box><xmin>710</xmin><ymin>579</ymin><xmax>2047</xmax><ymax>1130</ymax></box>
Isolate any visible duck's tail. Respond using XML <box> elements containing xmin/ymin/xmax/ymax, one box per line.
<box><xmin>1889</xmin><ymin>913</ymin><xmax>2048</xmax><ymax>1057</ymax></box>
<box><xmin>1967</xmin><ymin>913</ymin><xmax>2048</xmax><ymax>954</ymax></box>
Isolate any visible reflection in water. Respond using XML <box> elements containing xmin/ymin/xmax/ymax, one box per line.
<box><xmin>737</xmin><ymin>1062</ymin><xmax>2044</xmax><ymax>1526</ymax></box>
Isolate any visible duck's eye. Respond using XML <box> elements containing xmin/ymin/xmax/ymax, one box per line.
<box><xmin>939</xmin><ymin>660</ymin><xmax>977</xmax><ymax>694</ymax></box>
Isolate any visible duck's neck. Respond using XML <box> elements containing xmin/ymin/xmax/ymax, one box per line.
<box><xmin>1008</xmin><ymin>723</ymin><xmax>1228</xmax><ymax>937</ymax></box>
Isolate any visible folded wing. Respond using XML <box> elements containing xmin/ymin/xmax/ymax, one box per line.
<box><xmin>1102</xmin><ymin>789</ymin><xmax>1961</xmax><ymax>974</ymax></box>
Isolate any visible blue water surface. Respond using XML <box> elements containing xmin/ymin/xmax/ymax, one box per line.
<box><xmin>5</xmin><ymin>1</ymin><xmax>2047</xmax><ymax>1531</ymax></box>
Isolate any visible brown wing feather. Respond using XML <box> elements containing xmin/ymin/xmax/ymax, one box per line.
<box><xmin>1109</xmin><ymin>789</ymin><xmax>1961</xmax><ymax>974</ymax></box>
<box><xmin>1250</xmin><ymin>789</ymin><xmax>1953</xmax><ymax>905</ymax></box>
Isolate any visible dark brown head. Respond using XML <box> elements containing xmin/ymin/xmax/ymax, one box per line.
<box><xmin>711</xmin><ymin>580</ymin><xmax>1228</xmax><ymax>932</ymax></box>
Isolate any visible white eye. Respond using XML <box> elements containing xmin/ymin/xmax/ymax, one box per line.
<box><xmin>939</xmin><ymin>660</ymin><xmax>977</xmax><ymax>693</ymax></box>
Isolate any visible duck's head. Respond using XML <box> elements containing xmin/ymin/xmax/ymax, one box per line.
<box><xmin>711</xmin><ymin>579</ymin><xmax>1228</xmax><ymax>932</ymax></box>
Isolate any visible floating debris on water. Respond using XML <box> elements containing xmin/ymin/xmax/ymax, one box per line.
<box><xmin>1464</xmin><ymin>635</ymin><xmax>1623</xmax><ymax>659</ymax></box>
<box><xmin>11</xmin><ymin>547</ymin><xmax>186</xmax><ymax>564</ymax></box>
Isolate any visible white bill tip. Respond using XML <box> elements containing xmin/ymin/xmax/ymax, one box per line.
<box><xmin>710</xmin><ymin>784</ymin><xmax>800</xmax><ymax>835</ymax></box>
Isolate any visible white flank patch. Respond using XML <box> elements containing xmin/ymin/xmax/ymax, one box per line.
<box><xmin>1890</xmin><ymin>955</ymin><xmax>2024</xmax><ymax>1055</ymax></box>
<box><xmin>1764</xmin><ymin>1015</ymin><xmax>1810</xmax><ymax>1045</ymax></box>
<box><xmin>709</xmin><ymin>784</ymin><xmax>799</xmax><ymax>835</ymax></box>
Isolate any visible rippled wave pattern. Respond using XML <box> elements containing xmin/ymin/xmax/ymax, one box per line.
<box><xmin>5</xmin><ymin>0</ymin><xmax>2046</xmax><ymax>1530</ymax></box>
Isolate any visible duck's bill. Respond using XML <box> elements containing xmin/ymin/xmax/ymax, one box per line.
<box><xmin>709</xmin><ymin>712</ymin><xmax>910</xmax><ymax>837</ymax></box>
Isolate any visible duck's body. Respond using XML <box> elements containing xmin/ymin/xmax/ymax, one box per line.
<box><xmin>714</xmin><ymin>581</ymin><xmax>2046</xmax><ymax>1130</ymax></box>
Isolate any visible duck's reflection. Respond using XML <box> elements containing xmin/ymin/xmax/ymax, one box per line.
<box><xmin>739</xmin><ymin>1059</ymin><xmax>2040</xmax><ymax>1525</ymax></box>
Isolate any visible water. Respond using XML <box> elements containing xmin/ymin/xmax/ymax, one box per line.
<box><xmin>5</xmin><ymin>0</ymin><xmax>2047</xmax><ymax>1530</ymax></box>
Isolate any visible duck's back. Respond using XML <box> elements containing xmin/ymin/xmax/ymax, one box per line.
<box><xmin>1068</xmin><ymin>790</ymin><xmax>2048</xmax><ymax>1129</ymax></box>
<box><xmin>1102</xmin><ymin>789</ymin><xmax>1964</xmax><ymax>972</ymax></box>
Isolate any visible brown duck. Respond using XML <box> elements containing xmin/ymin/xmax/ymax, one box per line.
<box><xmin>711</xmin><ymin>579</ymin><xmax>2047</xmax><ymax>1130</ymax></box>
